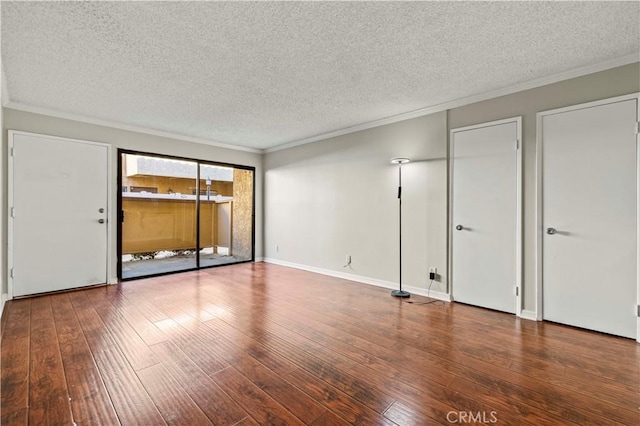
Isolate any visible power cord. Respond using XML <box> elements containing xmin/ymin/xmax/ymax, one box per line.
<box><xmin>405</xmin><ymin>279</ymin><xmax>444</xmax><ymax>306</ymax></box>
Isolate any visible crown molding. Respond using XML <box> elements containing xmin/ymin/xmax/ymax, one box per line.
<box><xmin>3</xmin><ymin>54</ymin><xmax>637</xmax><ymax>155</ymax></box>
<box><xmin>3</xmin><ymin>101</ymin><xmax>263</xmax><ymax>154</ymax></box>
<box><xmin>265</xmin><ymin>53</ymin><xmax>640</xmax><ymax>153</ymax></box>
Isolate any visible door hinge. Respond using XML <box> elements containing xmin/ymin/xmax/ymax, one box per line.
<box><xmin>10</xmin><ymin>207</ymin><xmax>15</xmax><ymax>218</ymax></box>
<box><xmin>10</xmin><ymin>147</ymin><xmax>14</xmax><ymax>157</ymax></box>
<box><xmin>10</xmin><ymin>269</ymin><xmax>14</xmax><ymax>279</ymax></box>
<box><xmin>515</xmin><ymin>287</ymin><xmax>519</xmax><ymax>296</ymax></box>
<box><xmin>515</xmin><ymin>139</ymin><xmax>519</xmax><ymax>150</ymax></box>
<box><xmin>637</xmin><ymin>305</ymin><xmax>640</xmax><ymax>317</ymax></box>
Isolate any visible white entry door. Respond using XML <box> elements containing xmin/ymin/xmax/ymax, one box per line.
<box><xmin>540</xmin><ymin>95</ymin><xmax>638</xmax><ymax>339</ymax></box>
<box><xmin>451</xmin><ymin>118</ymin><xmax>521</xmax><ymax>314</ymax></box>
<box><xmin>9</xmin><ymin>132</ymin><xmax>109</xmax><ymax>297</ymax></box>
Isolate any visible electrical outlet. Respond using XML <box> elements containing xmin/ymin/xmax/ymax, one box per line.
<box><xmin>429</xmin><ymin>267</ymin><xmax>437</xmax><ymax>280</ymax></box>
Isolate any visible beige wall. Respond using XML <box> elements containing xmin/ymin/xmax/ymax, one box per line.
<box><xmin>2</xmin><ymin>108</ymin><xmax>263</xmax><ymax>292</ymax></box>
<box><xmin>448</xmin><ymin>62</ymin><xmax>640</xmax><ymax>312</ymax></box>
<box><xmin>264</xmin><ymin>111</ymin><xmax>449</xmax><ymax>293</ymax></box>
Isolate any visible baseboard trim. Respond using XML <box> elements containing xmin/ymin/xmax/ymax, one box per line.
<box><xmin>263</xmin><ymin>258</ymin><xmax>452</xmax><ymax>302</ymax></box>
<box><xmin>519</xmin><ymin>309</ymin><xmax>538</xmax><ymax>321</ymax></box>
<box><xmin>108</xmin><ymin>278</ymin><xmax>119</xmax><ymax>285</ymax></box>
<box><xmin>254</xmin><ymin>257</ymin><xmax>265</xmax><ymax>262</ymax></box>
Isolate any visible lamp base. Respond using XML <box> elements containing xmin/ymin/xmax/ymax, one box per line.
<box><xmin>391</xmin><ymin>290</ymin><xmax>410</xmax><ymax>298</ymax></box>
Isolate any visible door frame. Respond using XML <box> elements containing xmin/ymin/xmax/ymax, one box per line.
<box><xmin>7</xmin><ymin>130</ymin><xmax>113</xmax><ymax>299</ymax></box>
<box><xmin>535</xmin><ymin>92</ymin><xmax>640</xmax><ymax>341</ymax></box>
<box><xmin>449</xmin><ymin>116</ymin><xmax>523</xmax><ymax>316</ymax></box>
<box><xmin>117</xmin><ymin>148</ymin><xmax>256</xmax><ymax>280</ymax></box>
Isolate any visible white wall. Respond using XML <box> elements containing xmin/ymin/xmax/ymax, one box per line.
<box><xmin>264</xmin><ymin>111</ymin><xmax>448</xmax><ymax>293</ymax></box>
<box><xmin>2</xmin><ymin>108</ymin><xmax>263</xmax><ymax>294</ymax></box>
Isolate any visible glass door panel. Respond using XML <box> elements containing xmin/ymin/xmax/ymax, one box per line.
<box><xmin>198</xmin><ymin>165</ymin><xmax>254</xmax><ymax>267</ymax></box>
<box><xmin>230</xmin><ymin>168</ymin><xmax>254</xmax><ymax>262</ymax></box>
<box><xmin>198</xmin><ymin>163</ymin><xmax>231</xmax><ymax>267</ymax></box>
<box><xmin>121</xmin><ymin>154</ymin><xmax>198</xmax><ymax>279</ymax></box>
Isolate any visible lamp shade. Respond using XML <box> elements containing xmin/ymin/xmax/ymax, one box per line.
<box><xmin>390</xmin><ymin>157</ymin><xmax>410</xmax><ymax>164</ymax></box>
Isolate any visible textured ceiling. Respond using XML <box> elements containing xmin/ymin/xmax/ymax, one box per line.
<box><xmin>2</xmin><ymin>2</ymin><xmax>639</xmax><ymax>150</ymax></box>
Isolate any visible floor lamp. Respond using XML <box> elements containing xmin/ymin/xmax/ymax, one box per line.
<box><xmin>390</xmin><ymin>157</ymin><xmax>410</xmax><ymax>298</ymax></box>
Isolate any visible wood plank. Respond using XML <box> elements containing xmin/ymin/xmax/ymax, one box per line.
<box><xmin>448</xmin><ymin>373</ymin><xmax>620</xmax><ymax>425</ymax></box>
<box><xmin>136</xmin><ymin>363</ymin><xmax>212</xmax><ymax>425</ymax></box>
<box><xmin>28</xmin><ymin>296</ymin><xmax>73</xmax><ymax>424</ymax></box>
<box><xmin>201</xmin><ymin>319</ymin><xmax>297</xmax><ymax>376</ymax></box>
<box><xmin>282</xmin><ymin>367</ymin><xmax>395</xmax><ymax>426</ymax></box>
<box><xmin>93</xmin><ymin>345</ymin><xmax>167</xmax><ymax>425</ymax></box>
<box><xmin>210</xmin><ymin>367</ymin><xmax>305</xmax><ymax>425</ymax></box>
<box><xmin>51</xmin><ymin>293</ymin><xmax>120</xmax><ymax>425</ymax></box>
<box><xmin>68</xmin><ymin>291</ymin><xmax>166</xmax><ymax>426</ymax></box>
<box><xmin>205</xmin><ymin>317</ymin><xmax>398</xmax><ymax>415</ymax></box>
<box><xmin>509</xmin><ymin>360</ymin><xmax>639</xmax><ymax>412</ymax></box>
<box><xmin>120</xmin><ymin>304</ymin><xmax>168</xmax><ymax>346</ymax></box>
<box><xmin>310</xmin><ymin>409</ymin><xmax>352</xmax><ymax>426</ymax></box>
<box><xmin>219</xmin><ymin>348</ymin><xmax>326</xmax><ymax>424</ymax></box>
<box><xmin>0</xmin><ymin>300</ymin><xmax>31</xmax><ymax>424</ymax></box>
<box><xmin>383</xmin><ymin>400</ymin><xmax>447</xmax><ymax>426</ymax></box>
<box><xmin>152</xmin><ymin>318</ymin><xmax>229</xmax><ymax>376</ymax></box>
<box><xmin>86</xmin><ymin>290</ymin><xmax>159</xmax><ymax>371</ymax></box>
<box><xmin>150</xmin><ymin>340</ymin><xmax>249</xmax><ymax>425</ymax></box>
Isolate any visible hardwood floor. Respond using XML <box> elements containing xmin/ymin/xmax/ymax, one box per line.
<box><xmin>1</xmin><ymin>262</ymin><xmax>638</xmax><ymax>425</ymax></box>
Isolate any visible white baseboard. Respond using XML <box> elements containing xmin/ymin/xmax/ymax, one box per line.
<box><xmin>108</xmin><ymin>277</ymin><xmax>118</xmax><ymax>285</ymax></box>
<box><xmin>254</xmin><ymin>257</ymin><xmax>265</xmax><ymax>262</ymax></box>
<box><xmin>0</xmin><ymin>293</ymin><xmax>8</xmax><ymax>319</ymax></box>
<box><xmin>263</xmin><ymin>258</ymin><xmax>452</xmax><ymax>302</ymax></box>
<box><xmin>519</xmin><ymin>309</ymin><xmax>538</xmax><ymax>321</ymax></box>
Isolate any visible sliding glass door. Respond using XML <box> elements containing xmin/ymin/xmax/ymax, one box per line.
<box><xmin>119</xmin><ymin>151</ymin><xmax>254</xmax><ymax>280</ymax></box>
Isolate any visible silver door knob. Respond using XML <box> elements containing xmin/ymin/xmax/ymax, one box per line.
<box><xmin>98</xmin><ymin>219</ymin><xmax>105</xmax><ymax>224</ymax></box>
<box><xmin>456</xmin><ymin>225</ymin><xmax>463</xmax><ymax>231</ymax></box>
<box><xmin>546</xmin><ymin>227</ymin><xmax>556</xmax><ymax>235</ymax></box>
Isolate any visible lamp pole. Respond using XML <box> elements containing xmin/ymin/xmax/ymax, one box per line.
<box><xmin>390</xmin><ymin>158</ymin><xmax>410</xmax><ymax>298</ymax></box>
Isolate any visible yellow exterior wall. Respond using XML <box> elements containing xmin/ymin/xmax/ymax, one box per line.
<box><xmin>232</xmin><ymin>169</ymin><xmax>253</xmax><ymax>259</ymax></box>
<box><xmin>122</xmin><ymin>198</ymin><xmax>219</xmax><ymax>254</ymax></box>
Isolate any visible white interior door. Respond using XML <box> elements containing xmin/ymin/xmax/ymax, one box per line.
<box><xmin>10</xmin><ymin>132</ymin><xmax>109</xmax><ymax>297</ymax></box>
<box><xmin>541</xmin><ymin>97</ymin><xmax>638</xmax><ymax>339</ymax></box>
<box><xmin>451</xmin><ymin>118</ymin><xmax>520</xmax><ymax>314</ymax></box>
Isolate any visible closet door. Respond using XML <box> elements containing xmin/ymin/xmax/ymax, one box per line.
<box><xmin>451</xmin><ymin>118</ymin><xmax>521</xmax><ymax>314</ymax></box>
<box><xmin>541</xmin><ymin>96</ymin><xmax>638</xmax><ymax>339</ymax></box>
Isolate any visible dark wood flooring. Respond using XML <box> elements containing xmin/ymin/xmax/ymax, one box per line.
<box><xmin>1</xmin><ymin>262</ymin><xmax>638</xmax><ymax>425</ymax></box>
